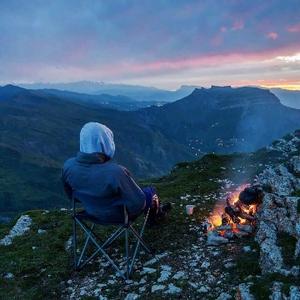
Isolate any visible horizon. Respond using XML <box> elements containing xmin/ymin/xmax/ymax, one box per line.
<box><xmin>1</xmin><ymin>81</ymin><xmax>300</xmax><ymax>92</ymax></box>
<box><xmin>1</xmin><ymin>1</ymin><xmax>300</xmax><ymax>90</ymax></box>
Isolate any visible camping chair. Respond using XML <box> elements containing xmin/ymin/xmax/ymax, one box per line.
<box><xmin>71</xmin><ymin>192</ymin><xmax>153</xmax><ymax>280</ymax></box>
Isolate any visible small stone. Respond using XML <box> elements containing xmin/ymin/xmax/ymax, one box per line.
<box><xmin>141</xmin><ymin>267</ymin><xmax>156</xmax><ymax>275</ymax></box>
<box><xmin>108</xmin><ymin>279</ymin><xmax>116</xmax><ymax>285</ymax></box>
<box><xmin>198</xmin><ymin>285</ymin><xmax>210</xmax><ymax>293</ymax></box>
<box><xmin>151</xmin><ymin>284</ymin><xmax>165</xmax><ymax>292</ymax></box>
<box><xmin>224</xmin><ymin>262</ymin><xmax>236</xmax><ymax>269</ymax></box>
<box><xmin>125</xmin><ymin>279</ymin><xmax>134</xmax><ymax>285</ymax></box>
<box><xmin>207</xmin><ymin>231</ymin><xmax>229</xmax><ymax>246</ymax></box>
<box><xmin>164</xmin><ymin>283</ymin><xmax>182</xmax><ymax>294</ymax></box>
<box><xmin>124</xmin><ymin>293</ymin><xmax>139</xmax><ymax>300</ymax></box>
<box><xmin>216</xmin><ymin>292</ymin><xmax>232</xmax><ymax>300</ymax></box>
<box><xmin>160</xmin><ymin>265</ymin><xmax>172</xmax><ymax>271</ymax></box>
<box><xmin>243</xmin><ymin>246</ymin><xmax>251</xmax><ymax>253</ymax></box>
<box><xmin>38</xmin><ymin>229</ymin><xmax>46</xmax><ymax>234</ymax></box>
<box><xmin>172</xmin><ymin>271</ymin><xmax>186</xmax><ymax>280</ymax></box>
<box><xmin>236</xmin><ymin>283</ymin><xmax>254</xmax><ymax>300</ymax></box>
<box><xmin>188</xmin><ymin>281</ymin><xmax>199</xmax><ymax>289</ymax></box>
<box><xmin>3</xmin><ymin>272</ymin><xmax>14</xmax><ymax>279</ymax></box>
<box><xmin>201</xmin><ymin>261</ymin><xmax>210</xmax><ymax>269</ymax></box>
<box><xmin>67</xmin><ymin>279</ymin><xmax>72</xmax><ymax>284</ymax></box>
<box><xmin>157</xmin><ymin>270</ymin><xmax>171</xmax><ymax>283</ymax></box>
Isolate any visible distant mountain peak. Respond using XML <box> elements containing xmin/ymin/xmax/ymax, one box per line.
<box><xmin>0</xmin><ymin>84</ymin><xmax>28</xmax><ymax>100</ymax></box>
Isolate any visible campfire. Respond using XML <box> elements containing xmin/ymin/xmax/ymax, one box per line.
<box><xmin>206</xmin><ymin>184</ymin><xmax>264</xmax><ymax>244</ymax></box>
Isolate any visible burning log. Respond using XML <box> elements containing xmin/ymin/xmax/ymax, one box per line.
<box><xmin>206</xmin><ymin>184</ymin><xmax>264</xmax><ymax>244</ymax></box>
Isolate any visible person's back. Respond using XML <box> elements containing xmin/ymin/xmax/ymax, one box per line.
<box><xmin>62</xmin><ymin>122</ymin><xmax>146</xmax><ymax>223</ymax></box>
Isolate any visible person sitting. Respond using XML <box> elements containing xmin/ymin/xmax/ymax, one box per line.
<box><xmin>62</xmin><ymin>122</ymin><xmax>170</xmax><ymax>225</ymax></box>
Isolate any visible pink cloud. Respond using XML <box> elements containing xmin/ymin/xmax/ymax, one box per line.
<box><xmin>267</xmin><ymin>32</ymin><xmax>278</xmax><ymax>40</ymax></box>
<box><xmin>287</xmin><ymin>23</ymin><xmax>300</xmax><ymax>33</ymax></box>
<box><xmin>231</xmin><ymin>20</ymin><xmax>244</xmax><ymax>31</ymax></box>
<box><xmin>220</xmin><ymin>26</ymin><xmax>227</xmax><ymax>33</ymax></box>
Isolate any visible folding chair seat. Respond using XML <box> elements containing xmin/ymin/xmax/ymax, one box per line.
<box><xmin>71</xmin><ymin>192</ymin><xmax>153</xmax><ymax>280</ymax></box>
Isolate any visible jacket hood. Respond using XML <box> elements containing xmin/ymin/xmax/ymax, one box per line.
<box><xmin>79</xmin><ymin>122</ymin><xmax>115</xmax><ymax>158</ymax></box>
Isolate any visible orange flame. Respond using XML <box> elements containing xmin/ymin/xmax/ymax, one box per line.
<box><xmin>208</xmin><ymin>184</ymin><xmax>250</xmax><ymax>229</ymax></box>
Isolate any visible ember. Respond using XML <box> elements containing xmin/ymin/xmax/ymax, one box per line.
<box><xmin>207</xmin><ymin>184</ymin><xmax>263</xmax><ymax>244</ymax></box>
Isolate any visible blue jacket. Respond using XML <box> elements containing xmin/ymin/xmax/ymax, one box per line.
<box><xmin>62</xmin><ymin>152</ymin><xmax>146</xmax><ymax>223</ymax></box>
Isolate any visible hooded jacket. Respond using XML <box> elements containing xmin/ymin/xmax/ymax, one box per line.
<box><xmin>62</xmin><ymin>122</ymin><xmax>146</xmax><ymax>223</ymax></box>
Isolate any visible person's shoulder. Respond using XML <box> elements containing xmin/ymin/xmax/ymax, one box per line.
<box><xmin>107</xmin><ymin>162</ymin><xmax>131</xmax><ymax>176</ymax></box>
<box><xmin>63</xmin><ymin>157</ymin><xmax>77</xmax><ymax>170</ymax></box>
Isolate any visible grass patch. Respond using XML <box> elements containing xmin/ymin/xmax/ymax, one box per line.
<box><xmin>250</xmin><ymin>273</ymin><xmax>300</xmax><ymax>300</ymax></box>
<box><xmin>277</xmin><ymin>232</ymin><xmax>299</xmax><ymax>267</ymax></box>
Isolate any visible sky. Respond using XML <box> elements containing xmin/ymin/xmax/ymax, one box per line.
<box><xmin>0</xmin><ymin>0</ymin><xmax>300</xmax><ymax>90</ymax></box>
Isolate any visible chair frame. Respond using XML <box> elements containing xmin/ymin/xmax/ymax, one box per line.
<box><xmin>71</xmin><ymin>195</ymin><xmax>153</xmax><ymax>280</ymax></box>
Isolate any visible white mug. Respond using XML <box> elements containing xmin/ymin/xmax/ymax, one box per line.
<box><xmin>186</xmin><ymin>205</ymin><xmax>195</xmax><ymax>215</ymax></box>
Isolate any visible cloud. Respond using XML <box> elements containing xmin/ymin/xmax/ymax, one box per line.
<box><xmin>276</xmin><ymin>53</ymin><xmax>300</xmax><ymax>62</ymax></box>
<box><xmin>0</xmin><ymin>0</ymin><xmax>300</xmax><ymax>88</ymax></box>
<box><xmin>287</xmin><ymin>23</ymin><xmax>300</xmax><ymax>32</ymax></box>
<box><xmin>231</xmin><ymin>20</ymin><xmax>244</xmax><ymax>31</ymax></box>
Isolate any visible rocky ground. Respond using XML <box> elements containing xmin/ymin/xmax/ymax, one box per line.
<box><xmin>0</xmin><ymin>130</ymin><xmax>300</xmax><ymax>299</ymax></box>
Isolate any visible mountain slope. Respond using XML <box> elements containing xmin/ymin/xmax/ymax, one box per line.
<box><xmin>271</xmin><ymin>88</ymin><xmax>300</xmax><ymax>109</ymax></box>
<box><xmin>137</xmin><ymin>86</ymin><xmax>300</xmax><ymax>154</ymax></box>
<box><xmin>30</xmin><ymin>89</ymin><xmax>167</xmax><ymax>111</ymax></box>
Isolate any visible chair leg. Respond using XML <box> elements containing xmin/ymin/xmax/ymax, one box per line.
<box><xmin>73</xmin><ymin>217</ymin><xmax>78</xmax><ymax>269</ymax></box>
<box><xmin>125</xmin><ymin>228</ymin><xmax>130</xmax><ymax>279</ymax></box>
<box><xmin>102</xmin><ymin>226</ymin><xmax>125</xmax><ymax>249</ymax></box>
<box><xmin>77</xmin><ymin>223</ymin><xmax>95</xmax><ymax>267</ymax></box>
<box><xmin>129</xmin><ymin>208</ymin><xmax>152</xmax><ymax>274</ymax></box>
<box><xmin>76</xmin><ymin>219</ymin><xmax>126</xmax><ymax>280</ymax></box>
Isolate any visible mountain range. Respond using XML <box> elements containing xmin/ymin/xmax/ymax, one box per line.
<box><xmin>19</xmin><ymin>81</ymin><xmax>196</xmax><ymax>102</ymax></box>
<box><xmin>18</xmin><ymin>81</ymin><xmax>300</xmax><ymax>110</ymax></box>
<box><xmin>1</xmin><ymin>84</ymin><xmax>300</xmax><ymax>216</ymax></box>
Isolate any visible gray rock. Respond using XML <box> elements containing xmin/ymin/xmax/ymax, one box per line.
<box><xmin>3</xmin><ymin>272</ymin><xmax>14</xmax><ymax>279</ymax></box>
<box><xmin>236</xmin><ymin>283</ymin><xmax>254</xmax><ymax>300</ymax></box>
<box><xmin>164</xmin><ymin>283</ymin><xmax>182</xmax><ymax>294</ymax></box>
<box><xmin>172</xmin><ymin>271</ymin><xmax>186</xmax><ymax>280</ymax></box>
<box><xmin>224</xmin><ymin>262</ymin><xmax>236</xmax><ymax>269</ymax></box>
<box><xmin>124</xmin><ymin>293</ymin><xmax>139</xmax><ymax>300</ymax></box>
<box><xmin>140</xmin><ymin>267</ymin><xmax>156</xmax><ymax>275</ymax></box>
<box><xmin>0</xmin><ymin>215</ymin><xmax>32</xmax><ymax>246</ymax></box>
<box><xmin>270</xmin><ymin>282</ymin><xmax>284</xmax><ymax>300</ymax></box>
<box><xmin>198</xmin><ymin>285</ymin><xmax>210</xmax><ymax>293</ymax></box>
<box><xmin>258</xmin><ymin>165</ymin><xmax>297</xmax><ymax>196</ymax></box>
<box><xmin>216</xmin><ymin>292</ymin><xmax>232</xmax><ymax>300</ymax></box>
<box><xmin>289</xmin><ymin>286</ymin><xmax>300</xmax><ymax>300</ymax></box>
<box><xmin>290</xmin><ymin>156</ymin><xmax>300</xmax><ymax>176</ymax></box>
<box><xmin>243</xmin><ymin>246</ymin><xmax>251</xmax><ymax>253</ymax></box>
<box><xmin>157</xmin><ymin>270</ymin><xmax>171</xmax><ymax>283</ymax></box>
<box><xmin>207</xmin><ymin>231</ymin><xmax>229</xmax><ymax>246</ymax></box>
<box><xmin>65</xmin><ymin>236</ymin><xmax>73</xmax><ymax>252</ymax></box>
<box><xmin>151</xmin><ymin>284</ymin><xmax>165</xmax><ymax>293</ymax></box>
<box><xmin>201</xmin><ymin>260</ymin><xmax>210</xmax><ymax>269</ymax></box>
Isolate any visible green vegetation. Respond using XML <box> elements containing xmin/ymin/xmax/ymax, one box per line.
<box><xmin>1</xmin><ymin>141</ymin><xmax>300</xmax><ymax>298</ymax></box>
<box><xmin>0</xmin><ymin>154</ymin><xmax>227</xmax><ymax>299</ymax></box>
